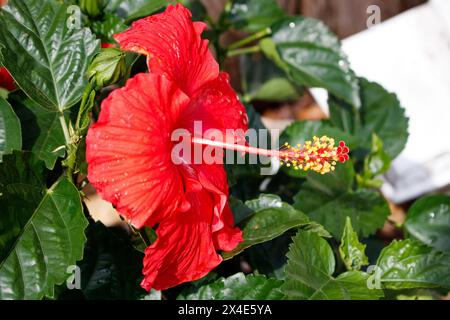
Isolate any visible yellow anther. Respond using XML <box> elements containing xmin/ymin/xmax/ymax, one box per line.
<box><xmin>278</xmin><ymin>135</ymin><xmax>347</xmax><ymax>174</ymax></box>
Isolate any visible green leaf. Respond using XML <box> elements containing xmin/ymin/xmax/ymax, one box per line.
<box><xmin>105</xmin><ymin>0</ymin><xmax>147</xmax><ymax>17</ymax></box>
<box><xmin>247</xmin><ymin>232</ymin><xmax>294</xmax><ymax>279</ymax></box>
<box><xmin>106</xmin><ymin>0</ymin><xmax>177</xmax><ymax>21</ymax></box>
<box><xmin>339</xmin><ymin>217</ymin><xmax>369</xmax><ymax>271</ymax></box>
<box><xmin>263</xmin><ymin>17</ymin><xmax>360</xmax><ymax>107</ymax></box>
<box><xmin>0</xmin><ymin>96</ymin><xmax>21</xmax><ymax>158</ymax></box>
<box><xmin>329</xmin><ymin>78</ymin><xmax>409</xmax><ymax>158</ymax></box>
<box><xmin>358</xmin><ymin>79</ymin><xmax>408</xmax><ymax>158</ymax></box>
<box><xmin>229</xmin><ymin>196</ymin><xmax>253</xmax><ymax>225</ymax></box>
<box><xmin>282</xmin><ymin>230</ymin><xmax>383</xmax><ymax>300</ymax></box>
<box><xmin>328</xmin><ymin>93</ymin><xmax>355</xmax><ymax>134</ymax></box>
<box><xmin>178</xmin><ymin>273</ymin><xmax>284</xmax><ymax>300</ymax></box>
<box><xmin>280</xmin><ymin>120</ymin><xmax>358</xmax><ymax>178</ymax></box>
<box><xmin>0</xmin><ymin>0</ymin><xmax>99</xmax><ymax>111</ymax></box>
<box><xmin>111</xmin><ymin>0</ymin><xmax>207</xmax><ymax>23</ymax></box>
<box><xmin>293</xmin><ymin>161</ymin><xmax>390</xmax><ymax>238</ymax></box>
<box><xmin>141</xmin><ymin>289</ymin><xmax>162</xmax><ymax>300</ymax></box>
<box><xmin>396</xmin><ymin>294</ymin><xmax>434</xmax><ymax>300</ymax></box>
<box><xmin>223</xmin><ymin>194</ymin><xmax>330</xmax><ymax>260</ymax></box>
<box><xmin>73</xmin><ymin>222</ymin><xmax>146</xmax><ymax>300</ymax></box>
<box><xmin>240</xmin><ymin>54</ymin><xmax>302</xmax><ymax>102</ymax></box>
<box><xmin>391</xmin><ymin>288</ymin><xmax>441</xmax><ymax>300</ymax></box>
<box><xmin>0</xmin><ymin>151</ymin><xmax>88</xmax><ymax>299</ymax></box>
<box><xmin>91</xmin><ymin>13</ymin><xmax>127</xmax><ymax>43</ymax></box>
<box><xmin>376</xmin><ymin>239</ymin><xmax>450</xmax><ymax>290</ymax></box>
<box><xmin>281</xmin><ymin>120</ymin><xmax>358</xmax><ymax>149</ymax></box>
<box><xmin>405</xmin><ymin>195</ymin><xmax>450</xmax><ymax>253</ymax></box>
<box><xmin>226</xmin><ymin>0</ymin><xmax>285</xmax><ymax>33</ymax></box>
<box><xmin>130</xmin><ymin>225</ymin><xmax>157</xmax><ymax>253</ymax></box>
<box><xmin>10</xmin><ymin>93</ymin><xmax>67</xmax><ymax>169</ymax></box>
<box><xmin>125</xmin><ymin>0</ymin><xmax>173</xmax><ymax>23</ymax></box>
<box><xmin>366</xmin><ymin>134</ymin><xmax>391</xmax><ymax>176</ymax></box>
<box><xmin>245</xmin><ymin>193</ymin><xmax>289</xmax><ymax>211</ymax></box>
<box><xmin>356</xmin><ymin>133</ymin><xmax>392</xmax><ymax>189</ymax></box>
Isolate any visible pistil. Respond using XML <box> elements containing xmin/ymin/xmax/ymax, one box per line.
<box><xmin>191</xmin><ymin>135</ymin><xmax>349</xmax><ymax>175</ymax></box>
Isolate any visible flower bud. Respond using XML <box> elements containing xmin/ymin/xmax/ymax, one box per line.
<box><xmin>87</xmin><ymin>48</ymin><xmax>126</xmax><ymax>89</ymax></box>
<box><xmin>79</xmin><ymin>0</ymin><xmax>105</xmax><ymax>18</ymax></box>
<box><xmin>0</xmin><ymin>67</ymin><xmax>16</xmax><ymax>91</ymax></box>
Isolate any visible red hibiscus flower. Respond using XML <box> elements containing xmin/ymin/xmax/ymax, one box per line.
<box><xmin>86</xmin><ymin>4</ymin><xmax>246</xmax><ymax>291</ymax></box>
<box><xmin>0</xmin><ymin>67</ymin><xmax>15</xmax><ymax>91</ymax></box>
<box><xmin>101</xmin><ymin>43</ymin><xmax>115</xmax><ymax>49</ymax></box>
<box><xmin>86</xmin><ymin>4</ymin><xmax>350</xmax><ymax>291</ymax></box>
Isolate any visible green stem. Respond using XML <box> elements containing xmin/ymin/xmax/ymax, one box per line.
<box><xmin>59</xmin><ymin>113</ymin><xmax>75</xmax><ymax>183</ymax></box>
<box><xmin>227</xmin><ymin>28</ymin><xmax>271</xmax><ymax>50</ymax></box>
<box><xmin>227</xmin><ymin>45</ymin><xmax>261</xmax><ymax>57</ymax></box>
<box><xmin>59</xmin><ymin>113</ymin><xmax>71</xmax><ymax>145</ymax></box>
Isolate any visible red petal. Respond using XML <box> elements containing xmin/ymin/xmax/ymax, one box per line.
<box><xmin>192</xmin><ymin>163</ymin><xmax>229</xmax><ymax>232</ymax></box>
<box><xmin>212</xmin><ymin>204</ymin><xmax>243</xmax><ymax>252</ymax></box>
<box><xmin>190</xmin><ymin>163</ymin><xmax>242</xmax><ymax>249</ymax></box>
<box><xmin>101</xmin><ymin>43</ymin><xmax>115</xmax><ymax>48</ymax></box>
<box><xmin>177</xmin><ymin>162</ymin><xmax>228</xmax><ymax>231</ymax></box>
<box><xmin>114</xmin><ymin>4</ymin><xmax>218</xmax><ymax>97</ymax></box>
<box><xmin>86</xmin><ymin>73</ymin><xmax>190</xmax><ymax>228</ymax></box>
<box><xmin>0</xmin><ymin>67</ymin><xmax>16</xmax><ymax>91</ymax></box>
<box><xmin>141</xmin><ymin>190</ymin><xmax>222</xmax><ymax>291</ymax></box>
<box><xmin>178</xmin><ymin>72</ymin><xmax>249</xmax><ymax>138</ymax></box>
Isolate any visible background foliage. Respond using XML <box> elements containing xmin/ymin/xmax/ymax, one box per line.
<box><xmin>0</xmin><ymin>0</ymin><xmax>449</xmax><ymax>300</ymax></box>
